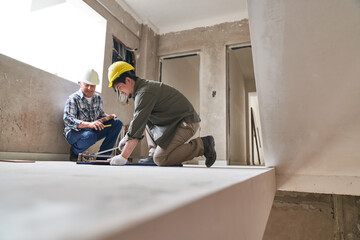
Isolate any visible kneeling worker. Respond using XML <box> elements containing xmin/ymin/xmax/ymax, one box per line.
<box><xmin>63</xmin><ymin>69</ymin><xmax>122</xmax><ymax>161</ymax></box>
<box><xmin>107</xmin><ymin>61</ymin><xmax>216</xmax><ymax>167</ymax></box>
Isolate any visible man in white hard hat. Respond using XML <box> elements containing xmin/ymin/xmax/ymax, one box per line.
<box><xmin>63</xmin><ymin>69</ymin><xmax>122</xmax><ymax>161</ymax></box>
<box><xmin>107</xmin><ymin>61</ymin><xmax>216</xmax><ymax>167</ymax></box>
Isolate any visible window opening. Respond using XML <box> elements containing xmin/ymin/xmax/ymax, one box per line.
<box><xmin>0</xmin><ymin>0</ymin><xmax>107</xmax><ymax>92</ymax></box>
<box><xmin>112</xmin><ymin>36</ymin><xmax>136</xmax><ymax>67</ymax></box>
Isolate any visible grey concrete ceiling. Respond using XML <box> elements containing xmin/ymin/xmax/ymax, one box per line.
<box><xmin>115</xmin><ymin>0</ymin><xmax>248</xmax><ymax>34</ymax></box>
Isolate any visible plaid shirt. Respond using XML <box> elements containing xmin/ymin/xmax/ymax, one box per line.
<box><xmin>63</xmin><ymin>89</ymin><xmax>107</xmax><ymax>137</ymax></box>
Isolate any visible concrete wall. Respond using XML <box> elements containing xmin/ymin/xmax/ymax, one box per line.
<box><xmin>247</xmin><ymin>0</ymin><xmax>360</xmax><ymax>195</ymax></box>
<box><xmin>158</xmin><ymin>20</ymin><xmax>251</xmax><ymax>161</ymax></box>
<box><xmin>264</xmin><ymin>191</ymin><xmax>360</xmax><ymax>240</ymax></box>
<box><xmin>0</xmin><ymin>54</ymin><xmax>75</xmax><ymax>154</ymax></box>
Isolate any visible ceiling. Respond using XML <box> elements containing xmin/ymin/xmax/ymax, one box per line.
<box><xmin>115</xmin><ymin>0</ymin><xmax>248</xmax><ymax>34</ymax></box>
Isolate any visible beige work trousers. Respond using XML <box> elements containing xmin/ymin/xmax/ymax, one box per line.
<box><xmin>145</xmin><ymin>122</ymin><xmax>204</xmax><ymax>166</ymax></box>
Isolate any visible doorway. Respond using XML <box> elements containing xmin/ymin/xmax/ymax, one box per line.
<box><xmin>227</xmin><ymin>45</ymin><xmax>264</xmax><ymax>165</ymax></box>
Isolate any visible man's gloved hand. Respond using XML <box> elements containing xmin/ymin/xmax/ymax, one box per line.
<box><xmin>118</xmin><ymin>135</ymin><xmax>128</xmax><ymax>151</ymax></box>
<box><xmin>110</xmin><ymin>155</ymin><xmax>128</xmax><ymax>166</ymax></box>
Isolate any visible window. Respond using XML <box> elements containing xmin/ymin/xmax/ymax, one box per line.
<box><xmin>112</xmin><ymin>36</ymin><xmax>135</xmax><ymax>66</ymax></box>
<box><xmin>0</xmin><ymin>0</ymin><xmax>107</xmax><ymax>91</ymax></box>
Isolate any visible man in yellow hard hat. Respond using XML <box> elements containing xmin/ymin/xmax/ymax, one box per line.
<box><xmin>107</xmin><ymin>61</ymin><xmax>216</xmax><ymax>167</ymax></box>
<box><xmin>63</xmin><ymin>69</ymin><xmax>123</xmax><ymax>161</ymax></box>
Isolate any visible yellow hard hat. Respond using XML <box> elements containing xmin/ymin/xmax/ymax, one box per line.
<box><xmin>108</xmin><ymin>61</ymin><xmax>135</xmax><ymax>87</ymax></box>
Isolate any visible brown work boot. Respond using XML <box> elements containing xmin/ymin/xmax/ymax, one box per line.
<box><xmin>201</xmin><ymin>136</ymin><xmax>216</xmax><ymax>167</ymax></box>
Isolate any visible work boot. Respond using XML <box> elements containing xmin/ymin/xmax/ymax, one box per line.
<box><xmin>201</xmin><ymin>136</ymin><xmax>216</xmax><ymax>167</ymax></box>
<box><xmin>138</xmin><ymin>156</ymin><xmax>155</xmax><ymax>164</ymax></box>
<box><xmin>69</xmin><ymin>148</ymin><xmax>78</xmax><ymax>162</ymax></box>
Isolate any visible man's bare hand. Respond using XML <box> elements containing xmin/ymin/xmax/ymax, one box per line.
<box><xmin>89</xmin><ymin>121</ymin><xmax>105</xmax><ymax>131</ymax></box>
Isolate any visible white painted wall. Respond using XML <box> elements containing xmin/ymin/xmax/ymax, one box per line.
<box><xmin>247</xmin><ymin>0</ymin><xmax>360</xmax><ymax>195</ymax></box>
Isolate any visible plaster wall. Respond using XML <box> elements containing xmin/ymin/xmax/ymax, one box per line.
<box><xmin>0</xmin><ymin>54</ymin><xmax>75</xmax><ymax>153</ymax></box>
<box><xmin>136</xmin><ymin>24</ymin><xmax>159</xmax><ymax>81</ymax></box>
<box><xmin>247</xmin><ymin>0</ymin><xmax>360</xmax><ymax>194</ymax></box>
<box><xmin>158</xmin><ymin>20</ymin><xmax>251</xmax><ymax>160</ymax></box>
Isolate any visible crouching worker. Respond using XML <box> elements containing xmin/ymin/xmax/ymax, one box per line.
<box><xmin>63</xmin><ymin>69</ymin><xmax>122</xmax><ymax>161</ymax></box>
<box><xmin>107</xmin><ymin>61</ymin><xmax>216</xmax><ymax>167</ymax></box>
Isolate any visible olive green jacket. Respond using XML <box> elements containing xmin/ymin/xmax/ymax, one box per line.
<box><xmin>126</xmin><ymin>78</ymin><xmax>200</xmax><ymax>149</ymax></box>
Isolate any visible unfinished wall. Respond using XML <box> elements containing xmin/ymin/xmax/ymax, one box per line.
<box><xmin>136</xmin><ymin>24</ymin><xmax>159</xmax><ymax>81</ymax></box>
<box><xmin>0</xmin><ymin>0</ymin><xmax>158</xmax><ymax>158</ymax></box>
<box><xmin>264</xmin><ymin>191</ymin><xmax>360</xmax><ymax>240</ymax></box>
<box><xmin>0</xmin><ymin>54</ymin><xmax>75</xmax><ymax>154</ymax></box>
<box><xmin>158</xmin><ymin>20</ymin><xmax>251</xmax><ymax>160</ymax></box>
<box><xmin>247</xmin><ymin>0</ymin><xmax>360</xmax><ymax>194</ymax></box>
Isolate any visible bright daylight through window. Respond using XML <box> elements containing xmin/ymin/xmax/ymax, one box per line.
<box><xmin>0</xmin><ymin>0</ymin><xmax>107</xmax><ymax>92</ymax></box>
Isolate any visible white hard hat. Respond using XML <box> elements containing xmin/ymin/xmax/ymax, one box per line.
<box><xmin>81</xmin><ymin>69</ymin><xmax>100</xmax><ymax>85</ymax></box>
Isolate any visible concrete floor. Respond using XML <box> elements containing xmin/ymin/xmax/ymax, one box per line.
<box><xmin>0</xmin><ymin>161</ymin><xmax>275</xmax><ymax>240</ymax></box>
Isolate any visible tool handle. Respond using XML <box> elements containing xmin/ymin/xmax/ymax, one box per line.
<box><xmin>98</xmin><ymin>114</ymin><xmax>115</xmax><ymax>123</ymax></box>
<box><xmin>95</xmin><ymin>147</ymin><xmax>119</xmax><ymax>155</ymax></box>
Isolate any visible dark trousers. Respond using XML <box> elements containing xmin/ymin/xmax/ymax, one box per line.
<box><xmin>66</xmin><ymin>118</ymin><xmax>122</xmax><ymax>155</ymax></box>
